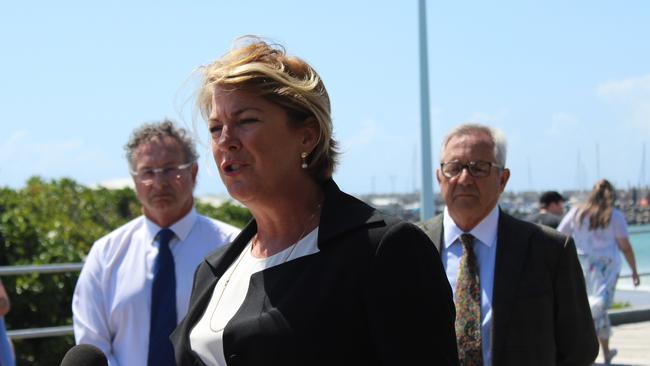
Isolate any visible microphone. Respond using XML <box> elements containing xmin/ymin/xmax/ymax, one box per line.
<box><xmin>60</xmin><ymin>344</ymin><xmax>108</xmax><ymax>366</ymax></box>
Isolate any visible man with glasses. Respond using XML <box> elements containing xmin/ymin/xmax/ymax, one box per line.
<box><xmin>418</xmin><ymin>123</ymin><xmax>597</xmax><ymax>366</ymax></box>
<box><xmin>72</xmin><ymin>120</ymin><xmax>240</xmax><ymax>366</ymax></box>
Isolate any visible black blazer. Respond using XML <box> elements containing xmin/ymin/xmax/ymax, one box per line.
<box><xmin>419</xmin><ymin>211</ymin><xmax>599</xmax><ymax>366</ymax></box>
<box><xmin>171</xmin><ymin>180</ymin><xmax>459</xmax><ymax>365</ymax></box>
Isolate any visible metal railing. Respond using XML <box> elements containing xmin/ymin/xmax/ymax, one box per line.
<box><xmin>8</xmin><ymin>326</ymin><xmax>73</xmax><ymax>340</ymax></box>
<box><xmin>0</xmin><ymin>263</ymin><xmax>82</xmax><ymax>276</ymax></box>
<box><xmin>1</xmin><ymin>263</ymin><xmax>83</xmax><ymax>340</ymax></box>
<box><xmin>0</xmin><ymin>264</ymin><xmax>648</xmax><ymax>340</ymax></box>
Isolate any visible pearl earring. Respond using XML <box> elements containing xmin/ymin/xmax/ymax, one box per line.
<box><xmin>301</xmin><ymin>152</ymin><xmax>308</xmax><ymax>169</ymax></box>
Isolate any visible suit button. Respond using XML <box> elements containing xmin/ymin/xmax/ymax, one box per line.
<box><xmin>228</xmin><ymin>354</ymin><xmax>239</xmax><ymax>365</ymax></box>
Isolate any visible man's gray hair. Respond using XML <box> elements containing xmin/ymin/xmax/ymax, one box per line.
<box><xmin>440</xmin><ymin>123</ymin><xmax>507</xmax><ymax>166</ymax></box>
<box><xmin>124</xmin><ymin>119</ymin><xmax>199</xmax><ymax>171</ymax></box>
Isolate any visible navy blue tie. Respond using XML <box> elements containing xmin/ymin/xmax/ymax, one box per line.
<box><xmin>148</xmin><ymin>228</ymin><xmax>177</xmax><ymax>366</ymax></box>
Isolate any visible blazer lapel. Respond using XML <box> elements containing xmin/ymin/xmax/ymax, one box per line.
<box><xmin>182</xmin><ymin>221</ymin><xmax>258</xmax><ymax>334</ymax></box>
<box><xmin>491</xmin><ymin>211</ymin><xmax>532</xmax><ymax>359</ymax></box>
<box><xmin>317</xmin><ymin>179</ymin><xmax>385</xmax><ymax>248</ymax></box>
<box><xmin>173</xmin><ymin>220</ymin><xmax>258</xmax><ymax>362</ymax></box>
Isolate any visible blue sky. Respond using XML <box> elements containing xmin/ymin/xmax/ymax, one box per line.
<box><xmin>1</xmin><ymin>1</ymin><xmax>649</xmax><ymax>197</ymax></box>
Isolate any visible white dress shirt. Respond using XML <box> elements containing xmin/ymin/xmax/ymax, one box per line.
<box><xmin>72</xmin><ymin>207</ymin><xmax>240</xmax><ymax>366</ymax></box>
<box><xmin>442</xmin><ymin>205</ymin><xmax>499</xmax><ymax>366</ymax></box>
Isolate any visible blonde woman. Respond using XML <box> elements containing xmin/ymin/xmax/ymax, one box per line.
<box><xmin>170</xmin><ymin>37</ymin><xmax>458</xmax><ymax>366</ymax></box>
<box><xmin>558</xmin><ymin>179</ymin><xmax>640</xmax><ymax>364</ymax></box>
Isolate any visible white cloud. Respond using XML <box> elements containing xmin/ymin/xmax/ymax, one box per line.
<box><xmin>596</xmin><ymin>74</ymin><xmax>650</xmax><ymax>137</ymax></box>
<box><xmin>597</xmin><ymin>74</ymin><xmax>650</xmax><ymax>98</ymax></box>
<box><xmin>552</xmin><ymin>112</ymin><xmax>578</xmax><ymax>124</ymax></box>
<box><xmin>547</xmin><ymin>112</ymin><xmax>580</xmax><ymax>135</ymax></box>
<box><xmin>335</xmin><ymin>118</ymin><xmax>419</xmax><ymax>194</ymax></box>
<box><xmin>0</xmin><ymin>130</ymin><xmax>30</xmax><ymax>160</ymax></box>
<box><xmin>341</xmin><ymin>119</ymin><xmax>380</xmax><ymax>150</ymax></box>
<box><xmin>0</xmin><ymin>130</ymin><xmax>85</xmax><ymax>164</ymax></box>
<box><xmin>467</xmin><ymin>110</ymin><xmax>508</xmax><ymax>124</ymax></box>
<box><xmin>339</xmin><ymin>118</ymin><xmax>416</xmax><ymax>151</ymax></box>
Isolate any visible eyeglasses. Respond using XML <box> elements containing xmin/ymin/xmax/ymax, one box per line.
<box><xmin>130</xmin><ymin>162</ymin><xmax>194</xmax><ymax>185</ymax></box>
<box><xmin>440</xmin><ymin>161</ymin><xmax>503</xmax><ymax>178</ymax></box>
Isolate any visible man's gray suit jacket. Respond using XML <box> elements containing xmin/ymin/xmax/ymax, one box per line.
<box><xmin>418</xmin><ymin>211</ymin><xmax>598</xmax><ymax>366</ymax></box>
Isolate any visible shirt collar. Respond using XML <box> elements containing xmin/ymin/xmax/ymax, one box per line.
<box><xmin>143</xmin><ymin>207</ymin><xmax>198</xmax><ymax>245</ymax></box>
<box><xmin>443</xmin><ymin>205</ymin><xmax>500</xmax><ymax>249</ymax></box>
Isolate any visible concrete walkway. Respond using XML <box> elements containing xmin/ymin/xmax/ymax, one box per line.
<box><xmin>593</xmin><ymin>321</ymin><xmax>650</xmax><ymax>366</ymax></box>
<box><xmin>591</xmin><ymin>289</ymin><xmax>650</xmax><ymax>365</ymax></box>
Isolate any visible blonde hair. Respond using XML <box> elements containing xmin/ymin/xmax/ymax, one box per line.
<box><xmin>578</xmin><ymin>179</ymin><xmax>616</xmax><ymax>230</ymax></box>
<box><xmin>196</xmin><ymin>36</ymin><xmax>338</xmax><ymax>181</ymax></box>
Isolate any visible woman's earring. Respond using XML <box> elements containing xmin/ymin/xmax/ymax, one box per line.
<box><xmin>301</xmin><ymin>152</ymin><xmax>308</xmax><ymax>169</ymax></box>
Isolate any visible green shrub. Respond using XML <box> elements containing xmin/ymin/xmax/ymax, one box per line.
<box><xmin>196</xmin><ymin>201</ymin><xmax>251</xmax><ymax>228</ymax></box>
<box><xmin>610</xmin><ymin>301</ymin><xmax>631</xmax><ymax>310</ymax></box>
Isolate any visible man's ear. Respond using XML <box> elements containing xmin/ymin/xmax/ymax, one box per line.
<box><xmin>191</xmin><ymin>163</ymin><xmax>199</xmax><ymax>187</ymax></box>
<box><xmin>499</xmin><ymin>168</ymin><xmax>510</xmax><ymax>192</ymax></box>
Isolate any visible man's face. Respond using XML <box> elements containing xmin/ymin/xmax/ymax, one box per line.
<box><xmin>436</xmin><ymin>131</ymin><xmax>510</xmax><ymax>230</ymax></box>
<box><xmin>132</xmin><ymin>136</ymin><xmax>197</xmax><ymax>227</ymax></box>
<box><xmin>547</xmin><ymin>201</ymin><xmax>565</xmax><ymax>216</ymax></box>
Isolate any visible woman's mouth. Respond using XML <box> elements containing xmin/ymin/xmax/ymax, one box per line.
<box><xmin>225</xmin><ymin>164</ymin><xmax>239</xmax><ymax>173</ymax></box>
<box><xmin>222</xmin><ymin>162</ymin><xmax>246</xmax><ymax>174</ymax></box>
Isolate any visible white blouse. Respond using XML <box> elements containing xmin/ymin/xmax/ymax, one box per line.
<box><xmin>558</xmin><ymin>207</ymin><xmax>629</xmax><ymax>260</ymax></box>
<box><xmin>189</xmin><ymin>227</ymin><xmax>319</xmax><ymax>366</ymax></box>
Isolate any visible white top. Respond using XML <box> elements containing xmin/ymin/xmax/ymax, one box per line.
<box><xmin>442</xmin><ymin>205</ymin><xmax>499</xmax><ymax>366</ymax></box>
<box><xmin>72</xmin><ymin>207</ymin><xmax>240</xmax><ymax>366</ymax></box>
<box><xmin>558</xmin><ymin>207</ymin><xmax>628</xmax><ymax>267</ymax></box>
<box><xmin>189</xmin><ymin>227</ymin><xmax>320</xmax><ymax>366</ymax></box>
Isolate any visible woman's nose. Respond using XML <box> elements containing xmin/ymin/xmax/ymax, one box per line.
<box><xmin>216</xmin><ymin>125</ymin><xmax>241</xmax><ymax>152</ymax></box>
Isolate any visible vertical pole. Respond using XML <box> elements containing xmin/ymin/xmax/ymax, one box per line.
<box><xmin>419</xmin><ymin>0</ymin><xmax>435</xmax><ymax>220</ymax></box>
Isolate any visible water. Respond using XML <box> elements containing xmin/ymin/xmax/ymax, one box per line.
<box><xmin>618</xmin><ymin>224</ymin><xmax>650</xmax><ymax>291</ymax></box>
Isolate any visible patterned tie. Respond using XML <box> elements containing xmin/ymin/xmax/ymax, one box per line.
<box><xmin>455</xmin><ymin>233</ymin><xmax>483</xmax><ymax>366</ymax></box>
<box><xmin>148</xmin><ymin>228</ymin><xmax>177</xmax><ymax>366</ymax></box>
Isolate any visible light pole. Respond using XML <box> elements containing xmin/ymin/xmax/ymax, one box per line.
<box><xmin>418</xmin><ymin>0</ymin><xmax>435</xmax><ymax>220</ymax></box>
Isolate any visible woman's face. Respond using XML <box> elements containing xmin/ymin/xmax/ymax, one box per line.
<box><xmin>208</xmin><ymin>87</ymin><xmax>317</xmax><ymax>205</ymax></box>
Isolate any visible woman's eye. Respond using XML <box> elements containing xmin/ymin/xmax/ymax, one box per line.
<box><xmin>240</xmin><ymin>118</ymin><xmax>258</xmax><ymax>124</ymax></box>
<box><xmin>209</xmin><ymin>125</ymin><xmax>223</xmax><ymax>135</ymax></box>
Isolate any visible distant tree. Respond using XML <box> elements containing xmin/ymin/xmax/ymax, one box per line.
<box><xmin>196</xmin><ymin>201</ymin><xmax>251</xmax><ymax>228</ymax></box>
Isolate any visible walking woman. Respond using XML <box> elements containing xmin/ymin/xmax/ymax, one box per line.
<box><xmin>558</xmin><ymin>179</ymin><xmax>641</xmax><ymax>364</ymax></box>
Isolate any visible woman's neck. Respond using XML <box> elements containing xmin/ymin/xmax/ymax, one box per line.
<box><xmin>248</xmin><ymin>184</ymin><xmax>324</xmax><ymax>258</ymax></box>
